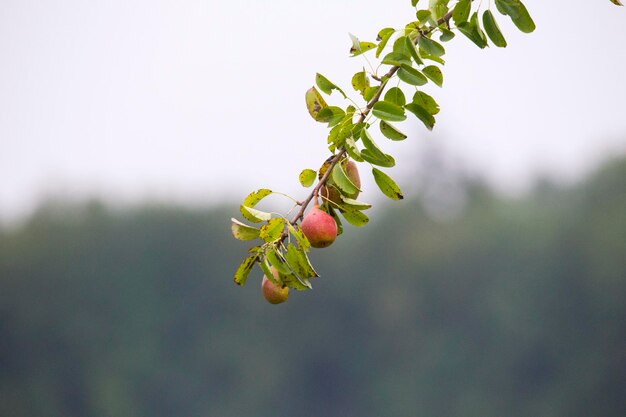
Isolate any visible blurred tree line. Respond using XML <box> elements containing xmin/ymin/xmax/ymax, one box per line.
<box><xmin>1</xmin><ymin>158</ymin><xmax>625</xmax><ymax>417</ymax></box>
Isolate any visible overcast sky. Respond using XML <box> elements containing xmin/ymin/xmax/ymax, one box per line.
<box><xmin>1</xmin><ymin>0</ymin><xmax>625</xmax><ymax>222</ymax></box>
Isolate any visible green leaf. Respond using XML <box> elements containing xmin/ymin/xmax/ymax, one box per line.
<box><xmin>439</xmin><ymin>28</ymin><xmax>456</xmax><ymax>42</ymax></box>
<box><xmin>418</xmin><ymin>35</ymin><xmax>445</xmax><ymax>57</ymax></box>
<box><xmin>458</xmin><ymin>12</ymin><xmax>488</xmax><ymax>49</ymax></box>
<box><xmin>482</xmin><ymin>10</ymin><xmax>507</xmax><ymax>48</ymax></box>
<box><xmin>411</xmin><ymin>0</ymin><xmax>420</xmax><ymax>7</ymax></box>
<box><xmin>381</xmin><ymin>52</ymin><xmax>412</xmax><ymax>67</ymax></box>
<box><xmin>265</xmin><ymin>247</ymin><xmax>292</xmax><ymax>275</ymax></box>
<box><xmin>452</xmin><ymin>0</ymin><xmax>471</xmax><ymax>25</ymax></box>
<box><xmin>316</xmin><ymin>73</ymin><xmax>347</xmax><ymax>98</ymax></box>
<box><xmin>299</xmin><ymin>169</ymin><xmax>316</xmax><ymax>187</ymax></box>
<box><xmin>287</xmin><ymin>223</ymin><xmax>311</xmax><ymax>251</ymax></box>
<box><xmin>494</xmin><ymin>0</ymin><xmax>536</xmax><ymax>33</ymax></box>
<box><xmin>361</xmin><ymin>149</ymin><xmax>396</xmax><ymax>168</ymax></box>
<box><xmin>243</xmin><ymin>188</ymin><xmax>272</xmax><ymax>208</ymax></box>
<box><xmin>339</xmin><ymin>197</ymin><xmax>372</xmax><ymax>210</ymax></box>
<box><xmin>397</xmin><ymin>64</ymin><xmax>428</xmax><ymax>86</ymax></box>
<box><xmin>240</xmin><ymin>206</ymin><xmax>272</xmax><ymax>223</ymax></box>
<box><xmin>258</xmin><ymin>258</ymin><xmax>278</xmax><ymax>285</ymax></box>
<box><xmin>376</xmin><ymin>27</ymin><xmax>395</xmax><ymax>58</ymax></box>
<box><xmin>317</xmin><ymin>106</ymin><xmax>345</xmax><ymax>127</ymax></box>
<box><xmin>372</xmin><ymin>168</ymin><xmax>404</xmax><ymax>200</ymax></box>
<box><xmin>341</xmin><ymin>210</ymin><xmax>369</xmax><ymax>227</ymax></box>
<box><xmin>361</xmin><ymin>128</ymin><xmax>388</xmax><ymax>161</ymax></box>
<box><xmin>231</xmin><ymin>218</ymin><xmax>261</xmax><ymax>241</ymax></box>
<box><xmin>259</xmin><ymin>218</ymin><xmax>285</xmax><ymax>243</ymax></box>
<box><xmin>332</xmin><ymin>162</ymin><xmax>360</xmax><ymax>196</ymax></box>
<box><xmin>372</xmin><ymin>101</ymin><xmax>407</xmax><ymax>122</ymax></box>
<box><xmin>349</xmin><ymin>33</ymin><xmax>377</xmax><ymax>56</ymax></box>
<box><xmin>380</xmin><ymin>121</ymin><xmax>408</xmax><ymax>141</ymax></box>
<box><xmin>234</xmin><ymin>253</ymin><xmax>259</xmax><ymax>286</ymax></box>
<box><xmin>351</xmin><ymin>70</ymin><xmax>370</xmax><ymax>94</ymax></box>
<box><xmin>344</xmin><ymin>136</ymin><xmax>364</xmax><ymax>162</ymax></box>
<box><xmin>412</xmin><ymin>91</ymin><xmax>440</xmax><ymax>115</ymax></box>
<box><xmin>325</xmin><ymin>204</ymin><xmax>343</xmax><ymax>236</ymax></box>
<box><xmin>384</xmin><ymin>87</ymin><xmax>407</xmax><ymax>107</ymax></box>
<box><xmin>305</xmin><ymin>87</ymin><xmax>328</xmax><ymax>122</ymax></box>
<box><xmin>405</xmin><ymin>103</ymin><xmax>435</xmax><ymax>130</ymax></box>
<box><xmin>405</xmin><ymin>36</ymin><xmax>424</xmax><ymax>65</ymax></box>
<box><xmin>415</xmin><ymin>10</ymin><xmax>432</xmax><ymax>23</ymax></box>
<box><xmin>609</xmin><ymin>0</ymin><xmax>623</xmax><ymax>5</ymax></box>
<box><xmin>422</xmin><ymin>65</ymin><xmax>443</xmax><ymax>87</ymax></box>
<box><xmin>281</xmin><ymin>272</ymin><xmax>312</xmax><ymax>291</ymax></box>
<box><xmin>285</xmin><ymin>243</ymin><xmax>319</xmax><ymax>279</ymax></box>
<box><xmin>363</xmin><ymin>86</ymin><xmax>380</xmax><ymax>102</ymax></box>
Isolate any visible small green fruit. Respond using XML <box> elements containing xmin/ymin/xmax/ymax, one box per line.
<box><xmin>262</xmin><ymin>268</ymin><xmax>289</xmax><ymax>304</ymax></box>
<box><xmin>301</xmin><ymin>204</ymin><xmax>338</xmax><ymax>248</ymax></box>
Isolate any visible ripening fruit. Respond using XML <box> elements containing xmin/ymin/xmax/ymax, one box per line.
<box><xmin>320</xmin><ymin>160</ymin><xmax>361</xmax><ymax>205</ymax></box>
<box><xmin>262</xmin><ymin>268</ymin><xmax>289</xmax><ymax>304</ymax></box>
<box><xmin>301</xmin><ymin>204</ymin><xmax>338</xmax><ymax>248</ymax></box>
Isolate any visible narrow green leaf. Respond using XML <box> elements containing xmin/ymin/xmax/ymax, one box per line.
<box><xmin>332</xmin><ymin>162</ymin><xmax>359</xmax><ymax>196</ymax></box>
<box><xmin>305</xmin><ymin>87</ymin><xmax>328</xmax><ymax>122</ymax></box>
<box><xmin>243</xmin><ymin>188</ymin><xmax>272</xmax><ymax>208</ymax></box>
<box><xmin>384</xmin><ymin>87</ymin><xmax>407</xmax><ymax>107</ymax></box>
<box><xmin>405</xmin><ymin>36</ymin><xmax>424</xmax><ymax>65</ymax></box>
<box><xmin>265</xmin><ymin>247</ymin><xmax>292</xmax><ymax>275</ymax></box>
<box><xmin>372</xmin><ymin>168</ymin><xmax>404</xmax><ymax>200</ymax></box>
<box><xmin>422</xmin><ymin>65</ymin><xmax>443</xmax><ymax>87</ymax></box>
<box><xmin>299</xmin><ymin>169</ymin><xmax>316</xmax><ymax>187</ymax></box>
<box><xmin>376</xmin><ymin>28</ymin><xmax>396</xmax><ymax>58</ymax></box>
<box><xmin>259</xmin><ymin>258</ymin><xmax>278</xmax><ymax>285</ymax></box>
<box><xmin>405</xmin><ymin>103</ymin><xmax>435</xmax><ymax>130</ymax></box>
<box><xmin>287</xmin><ymin>223</ymin><xmax>311</xmax><ymax>251</ymax></box>
<box><xmin>397</xmin><ymin>64</ymin><xmax>428</xmax><ymax>86</ymax></box>
<box><xmin>609</xmin><ymin>0</ymin><xmax>623</xmax><ymax>5</ymax></box>
<box><xmin>316</xmin><ymin>73</ymin><xmax>347</xmax><ymax>98</ymax></box>
<box><xmin>234</xmin><ymin>253</ymin><xmax>259</xmax><ymax>286</ymax></box>
<box><xmin>361</xmin><ymin>149</ymin><xmax>396</xmax><ymax>168</ymax></box>
<box><xmin>482</xmin><ymin>10</ymin><xmax>507</xmax><ymax>47</ymax></box>
<box><xmin>494</xmin><ymin>0</ymin><xmax>536</xmax><ymax>33</ymax></box>
<box><xmin>240</xmin><ymin>206</ymin><xmax>272</xmax><ymax>223</ymax></box>
<box><xmin>351</xmin><ymin>70</ymin><xmax>370</xmax><ymax>94</ymax></box>
<box><xmin>326</xmin><ymin>204</ymin><xmax>343</xmax><ymax>236</ymax></box>
<box><xmin>361</xmin><ymin>128</ymin><xmax>388</xmax><ymax>161</ymax></box>
<box><xmin>231</xmin><ymin>218</ymin><xmax>261</xmax><ymax>241</ymax></box>
<box><xmin>380</xmin><ymin>121</ymin><xmax>408</xmax><ymax>141</ymax></box>
<box><xmin>412</xmin><ymin>91</ymin><xmax>440</xmax><ymax>115</ymax></box>
<box><xmin>340</xmin><ymin>198</ymin><xmax>372</xmax><ymax>210</ymax></box>
<box><xmin>341</xmin><ymin>210</ymin><xmax>369</xmax><ymax>227</ymax></box>
<box><xmin>418</xmin><ymin>36</ymin><xmax>446</xmax><ymax>57</ymax></box>
<box><xmin>458</xmin><ymin>12</ymin><xmax>488</xmax><ymax>49</ymax></box>
<box><xmin>344</xmin><ymin>136</ymin><xmax>364</xmax><ymax>162</ymax></box>
<box><xmin>281</xmin><ymin>272</ymin><xmax>312</xmax><ymax>291</ymax></box>
<box><xmin>372</xmin><ymin>101</ymin><xmax>407</xmax><ymax>122</ymax></box>
<box><xmin>285</xmin><ymin>243</ymin><xmax>319</xmax><ymax>279</ymax></box>
<box><xmin>453</xmin><ymin>0</ymin><xmax>471</xmax><ymax>25</ymax></box>
<box><xmin>259</xmin><ymin>218</ymin><xmax>285</xmax><ymax>243</ymax></box>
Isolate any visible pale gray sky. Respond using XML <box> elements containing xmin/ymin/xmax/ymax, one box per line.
<box><xmin>1</xmin><ymin>0</ymin><xmax>625</xmax><ymax>221</ymax></box>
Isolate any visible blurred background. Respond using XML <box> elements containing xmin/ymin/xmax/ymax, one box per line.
<box><xmin>1</xmin><ymin>1</ymin><xmax>625</xmax><ymax>416</ymax></box>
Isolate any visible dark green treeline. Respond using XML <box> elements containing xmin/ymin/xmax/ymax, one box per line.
<box><xmin>1</xmin><ymin>158</ymin><xmax>625</xmax><ymax>417</ymax></box>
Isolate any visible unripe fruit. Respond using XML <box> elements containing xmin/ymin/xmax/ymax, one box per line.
<box><xmin>319</xmin><ymin>160</ymin><xmax>361</xmax><ymax>205</ymax></box>
<box><xmin>262</xmin><ymin>268</ymin><xmax>288</xmax><ymax>304</ymax></box>
<box><xmin>301</xmin><ymin>204</ymin><xmax>338</xmax><ymax>248</ymax></box>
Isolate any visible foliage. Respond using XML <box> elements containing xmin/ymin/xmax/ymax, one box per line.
<box><xmin>1</xmin><ymin>157</ymin><xmax>625</xmax><ymax>416</ymax></box>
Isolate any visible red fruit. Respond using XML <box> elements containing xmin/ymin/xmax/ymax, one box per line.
<box><xmin>301</xmin><ymin>204</ymin><xmax>338</xmax><ymax>248</ymax></box>
<box><xmin>262</xmin><ymin>269</ymin><xmax>288</xmax><ymax>304</ymax></box>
